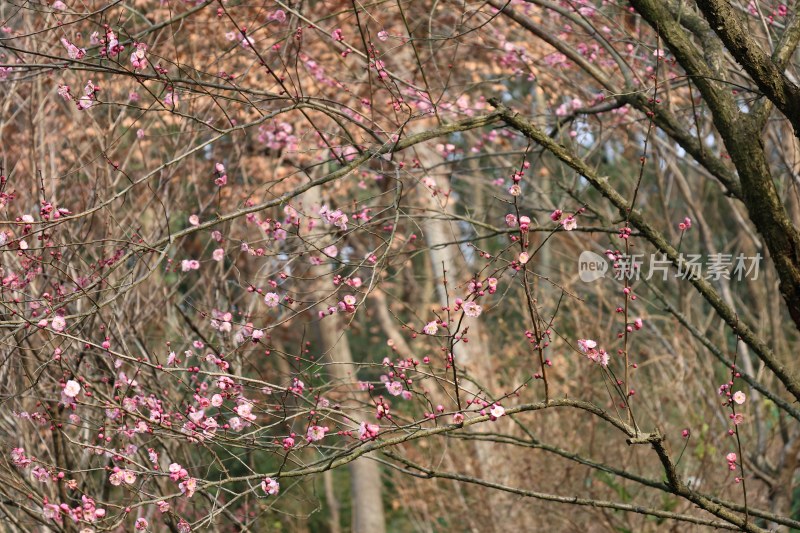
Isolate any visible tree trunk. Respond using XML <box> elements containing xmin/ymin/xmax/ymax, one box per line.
<box><xmin>323</xmin><ymin>470</ymin><xmax>342</xmax><ymax>533</ymax></box>
<box><xmin>303</xmin><ymin>183</ymin><xmax>387</xmax><ymax>533</ymax></box>
<box><xmin>317</xmin><ymin>312</ymin><xmax>387</xmax><ymax>533</ymax></box>
<box><xmin>415</xmin><ymin>144</ymin><xmax>515</xmax><ymax>532</ymax></box>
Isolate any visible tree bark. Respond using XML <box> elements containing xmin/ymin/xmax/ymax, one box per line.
<box><xmin>317</xmin><ymin>312</ymin><xmax>387</xmax><ymax>533</ymax></box>
<box><xmin>303</xmin><ymin>180</ymin><xmax>386</xmax><ymax>533</ymax></box>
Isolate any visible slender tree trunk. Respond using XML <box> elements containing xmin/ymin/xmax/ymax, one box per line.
<box><xmin>317</xmin><ymin>312</ymin><xmax>386</xmax><ymax>533</ymax></box>
<box><xmin>415</xmin><ymin>144</ymin><xmax>514</xmax><ymax>532</ymax></box>
<box><xmin>323</xmin><ymin>470</ymin><xmax>342</xmax><ymax>533</ymax></box>
<box><xmin>303</xmin><ymin>184</ymin><xmax>387</xmax><ymax>533</ymax></box>
<box><xmin>369</xmin><ymin>290</ymin><xmax>481</xmax><ymax>533</ymax></box>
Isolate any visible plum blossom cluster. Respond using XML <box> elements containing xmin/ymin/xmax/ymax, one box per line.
<box><xmin>61</xmin><ymin>38</ymin><xmax>86</xmax><ymax>60</ymax></box>
<box><xmin>746</xmin><ymin>1</ymin><xmax>789</xmax><ymax>21</ymax></box>
<box><xmin>555</xmin><ymin>97</ymin><xmax>584</xmax><ymax>117</ymax></box>
<box><xmin>577</xmin><ymin>339</ymin><xmax>609</xmax><ymax>366</ymax></box>
<box><xmin>719</xmin><ymin>380</ymin><xmax>747</xmax><ymax>429</ymax></box>
<box><xmin>39</xmin><ymin>314</ymin><xmax>67</xmax><ymax>332</ymax></box>
<box><xmin>381</xmin><ymin>357</ymin><xmax>416</xmax><ymax>400</ymax></box>
<box><xmin>97</xmin><ymin>27</ymin><xmax>124</xmax><ymax>57</ymax></box>
<box><xmin>11</xmin><ymin>448</ymin><xmax>32</xmax><ymax>468</ymax></box>
<box><xmin>181</xmin><ymin>259</ymin><xmax>200</xmax><ymax>272</ymax></box>
<box><xmin>210</xmin><ymin>309</ymin><xmax>233</xmax><ymax>333</ymax></box>
<box><xmin>262</xmin><ymin>477</ymin><xmax>280</xmax><ymax>495</ymax></box>
<box><xmin>453</xmin><ymin>394</ymin><xmax>509</xmax><ymax>422</ymax></box>
<box><xmin>39</xmin><ymin>199</ymin><xmax>71</xmax><ymax>221</ymax></box>
<box><xmin>58</xmin><ymin>80</ymin><xmax>99</xmax><ymax>110</ymax></box>
<box><xmin>226</xmin><ymin>30</ymin><xmax>255</xmax><ymax>48</ymax></box>
<box><xmin>332</xmin><ymin>274</ymin><xmax>362</xmax><ymax>288</ymax></box>
<box><xmin>108</xmin><ymin>467</ymin><xmax>137</xmax><ymax>486</ymax></box>
<box><xmin>183</xmin><ymin>405</ymin><xmax>220</xmax><ymax>440</ymax></box>
<box><xmin>267</xmin><ymin>9</ymin><xmax>287</xmax><ymax>23</ymax></box>
<box><xmin>468</xmin><ymin>276</ymin><xmax>498</xmax><ymax>295</ymax></box>
<box><xmin>726</xmin><ymin>452</ymin><xmax>738</xmax><ymax>471</ymax></box>
<box><xmin>288</xmin><ymin>378</ymin><xmax>305</xmax><ymax>395</ymax></box>
<box><xmin>234</xmin><ymin>323</ymin><xmax>265</xmax><ymax>344</ymax></box>
<box><xmin>504</xmin><ymin>209</ymin><xmax>578</xmax><ymax>270</ymax></box>
<box><xmin>385</xmin><ymin>380</ymin><xmax>406</xmax><ymax>397</ymax></box>
<box><xmin>257</xmin><ymin>121</ymin><xmax>299</xmax><ymax>152</ymax></box>
<box><xmin>358</xmin><ymin>421</ymin><xmax>380</xmax><ymax>440</ymax></box>
<box><xmin>550</xmin><ymin>209</ymin><xmax>578</xmax><ymax>231</ymax></box>
<box><xmin>370</xmin><ymin>59</ymin><xmax>389</xmax><ymax>79</ymax></box>
<box><xmin>41</xmin><ymin>495</ymin><xmax>106</xmax><ymax>525</ymax></box>
<box><xmin>233</xmin><ymin>399</ymin><xmax>257</xmax><ymax>427</ymax></box>
<box><xmin>129</xmin><ymin>43</ymin><xmax>148</xmax><ymax>70</ymax></box>
<box><xmin>169</xmin><ymin>463</ymin><xmax>197</xmax><ymax>497</ymax></box>
<box><xmin>443</xmin><ymin>297</ymin><xmax>483</xmax><ymax>318</ymax></box>
<box><xmin>505</xmin><ymin>160</ymin><xmax>529</xmax><ymax>188</ymax></box>
<box><xmin>318</xmin><ymin>294</ymin><xmax>358</xmax><ymax>318</ymax></box>
<box><xmin>13</xmin><ymin>449</ymin><xmax>109</xmax><ymax>524</ymax></box>
<box><xmin>319</xmin><ymin>205</ymin><xmax>349</xmax><ymax>231</ymax></box>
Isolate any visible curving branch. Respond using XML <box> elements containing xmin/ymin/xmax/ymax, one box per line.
<box><xmin>383</xmin><ymin>451</ymin><xmax>743</xmax><ymax>531</ymax></box>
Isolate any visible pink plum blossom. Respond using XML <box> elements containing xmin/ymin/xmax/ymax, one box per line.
<box><xmin>181</xmin><ymin>259</ymin><xmax>200</xmax><ymax>272</ymax></box>
<box><xmin>386</xmin><ymin>381</ymin><xmax>403</xmax><ymax>396</ymax></box>
<box><xmin>463</xmin><ymin>301</ymin><xmax>482</xmax><ymax>318</ymax></box>
<box><xmin>130</xmin><ymin>43</ymin><xmax>148</xmax><ymax>70</ymax></box>
<box><xmin>264</xmin><ymin>292</ymin><xmax>280</xmax><ymax>307</ymax></box>
<box><xmin>179</xmin><ymin>477</ymin><xmax>197</xmax><ymax>497</ymax></box>
<box><xmin>359</xmin><ymin>421</ymin><xmax>380</xmax><ymax>440</ymax></box>
<box><xmin>63</xmin><ymin>380</ymin><xmax>81</xmax><ymax>398</ymax></box>
<box><xmin>262</xmin><ymin>477</ymin><xmax>280</xmax><ymax>495</ymax></box>
<box><xmin>306</xmin><ymin>425</ymin><xmax>328</xmax><ymax>442</ymax></box>
<box><xmin>268</xmin><ymin>10</ymin><xmax>286</xmax><ymax>23</ymax></box>
<box><xmin>61</xmin><ymin>38</ymin><xmax>86</xmax><ymax>60</ymax></box>
<box><xmin>490</xmin><ymin>404</ymin><xmax>505</xmax><ymax>419</ymax></box>
<box><xmin>51</xmin><ymin>315</ymin><xmax>66</xmax><ymax>332</ymax></box>
<box><xmin>733</xmin><ymin>391</ymin><xmax>746</xmax><ymax>405</ymax></box>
